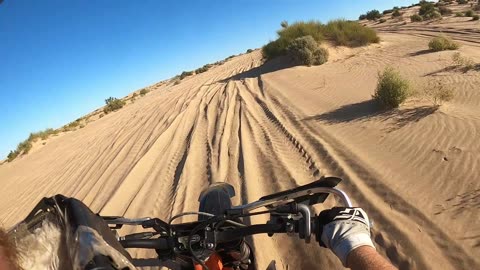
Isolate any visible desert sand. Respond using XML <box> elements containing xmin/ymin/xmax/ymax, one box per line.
<box><xmin>1</xmin><ymin>5</ymin><xmax>480</xmax><ymax>270</ymax></box>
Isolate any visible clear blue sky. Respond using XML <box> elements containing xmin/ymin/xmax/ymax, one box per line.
<box><xmin>0</xmin><ymin>0</ymin><xmax>412</xmax><ymax>159</ymax></box>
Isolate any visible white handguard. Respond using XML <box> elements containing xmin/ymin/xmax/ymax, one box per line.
<box><xmin>319</xmin><ymin>207</ymin><xmax>375</xmax><ymax>267</ymax></box>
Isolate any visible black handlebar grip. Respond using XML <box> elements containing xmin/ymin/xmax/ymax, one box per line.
<box><xmin>120</xmin><ymin>238</ymin><xmax>171</xmax><ymax>250</ymax></box>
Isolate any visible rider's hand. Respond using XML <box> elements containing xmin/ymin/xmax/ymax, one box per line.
<box><xmin>316</xmin><ymin>207</ymin><xmax>375</xmax><ymax>267</ymax></box>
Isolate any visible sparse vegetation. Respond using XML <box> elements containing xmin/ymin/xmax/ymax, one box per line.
<box><xmin>411</xmin><ymin>14</ymin><xmax>424</xmax><ymax>22</ymax></box>
<box><xmin>140</xmin><ymin>89</ymin><xmax>149</xmax><ymax>96</ymax></box>
<box><xmin>373</xmin><ymin>67</ymin><xmax>411</xmax><ymax>109</ymax></box>
<box><xmin>379</xmin><ymin>18</ymin><xmax>387</xmax><ymax>23</ymax></box>
<box><xmin>246</xmin><ymin>49</ymin><xmax>254</xmax><ymax>53</ymax></box>
<box><xmin>7</xmin><ymin>135</ymin><xmax>36</xmax><ymax>162</ymax></box>
<box><xmin>455</xmin><ymin>12</ymin><xmax>464</xmax><ymax>16</ymax></box>
<box><xmin>452</xmin><ymin>52</ymin><xmax>476</xmax><ymax>70</ymax></box>
<box><xmin>465</xmin><ymin>10</ymin><xmax>475</xmax><ymax>16</ymax></box>
<box><xmin>428</xmin><ymin>35</ymin><xmax>459</xmax><ymax>51</ymax></box>
<box><xmin>424</xmin><ymin>81</ymin><xmax>454</xmax><ymax>106</ymax></box>
<box><xmin>365</xmin><ymin>10</ymin><xmax>382</xmax><ymax>20</ymax></box>
<box><xmin>383</xmin><ymin>9</ymin><xmax>394</xmax><ymax>15</ymax></box>
<box><xmin>62</xmin><ymin>119</ymin><xmax>81</xmax><ymax>132</ymax></box>
<box><xmin>195</xmin><ymin>64</ymin><xmax>212</xmax><ymax>74</ymax></box>
<box><xmin>28</xmin><ymin>128</ymin><xmax>58</xmax><ymax>141</ymax></box>
<box><xmin>473</xmin><ymin>14</ymin><xmax>480</xmax><ymax>20</ymax></box>
<box><xmin>103</xmin><ymin>97</ymin><xmax>126</xmax><ymax>114</ymax></box>
<box><xmin>324</xmin><ymin>20</ymin><xmax>380</xmax><ymax>47</ymax></box>
<box><xmin>419</xmin><ymin>1</ymin><xmax>436</xmax><ymax>16</ymax></box>
<box><xmin>287</xmin><ymin>36</ymin><xmax>329</xmax><ymax>66</ymax></box>
<box><xmin>418</xmin><ymin>0</ymin><xmax>442</xmax><ymax>20</ymax></box>
<box><xmin>439</xmin><ymin>6</ymin><xmax>453</xmax><ymax>15</ymax></box>
<box><xmin>99</xmin><ymin>113</ymin><xmax>105</xmax><ymax>118</ymax></box>
<box><xmin>359</xmin><ymin>14</ymin><xmax>367</xmax><ymax>20</ymax></box>
<box><xmin>174</xmin><ymin>80</ymin><xmax>181</xmax><ymax>85</ymax></box>
<box><xmin>179</xmin><ymin>71</ymin><xmax>194</xmax><ymax>80</ymax></box>
<box><xmin>262</xmin><ymin>20</ymin><xmax>378</xmax><ymax>61</ymax></box>
<box><xmin>392</xmin><ymin>9</ymin><xmax>402</xmax><ymax>17</ymax></box>
<box><xmin>456</xmin><ymin>0</ymin><xmax>468</xmax><ymax>4</ymax></box>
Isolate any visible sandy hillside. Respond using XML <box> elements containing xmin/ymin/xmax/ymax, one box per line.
<box><xmin>1</xmin><ymin>5</ymin><xmax>480</xmax><ymax>270</ymax></box>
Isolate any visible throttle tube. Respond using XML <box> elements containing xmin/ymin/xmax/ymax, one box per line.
<box><xmin>120</xmin><ymin>238</ymin><xmax>171</xmax><ymax>250</ymax></box>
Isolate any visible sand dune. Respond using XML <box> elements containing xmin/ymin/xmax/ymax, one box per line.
<box><xmin>1</xmin><ymin>10</ymin><xmax>480</xmax><ymax>270</ymax></box>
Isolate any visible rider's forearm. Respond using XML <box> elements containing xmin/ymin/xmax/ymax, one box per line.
<box><xmin>346</xmin><ymin>246</ymin><xmax>397</xmax><ymax>270</ymax></box>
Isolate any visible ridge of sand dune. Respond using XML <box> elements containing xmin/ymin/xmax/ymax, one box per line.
<box><xmin>1</xmin><ymin>16</ymin><xmax>480</xmax><ymax>270</ymax></box>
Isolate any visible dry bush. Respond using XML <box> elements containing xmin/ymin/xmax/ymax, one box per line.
<box><xmin>140</xmin><ymin>89</ymin><xmax>149</xmax><ymax>96</ymax></box>
<box><xmin>411</xmin><ymin>14</ymin><xmax>424</xmax><ymax>21</ymax></box>
<box><xmin>179</xmin><ymin>71</ymin><xmax>194</xmax><ymax>80</ymax></box>
<box><xmin>428</xmin><ymin>35</ymin><xmax>459</xmax><ymax>51</ymax></box>
<box><xmin>473</xmin><ymin>14</ymin><xmax>480</xmax><ymax>20</ymax></box>
<box><xmin>287</xmin><ymin>36</ymin><xmax>328</xmax><ymax>66</ymax></box>
<box><xmin>452</xmin><ymin>52</ymin><xmax>476</xmax><ymax>70</ymax></box>
<box><xmin>465</xmin><ymin>10</ymin><xmax>475</xmax><ymax>16</ymax></box>
<box><xmin>103</xmin><ymin>97</ymin><xmax>126</xmax><ymax>114</ymax></box>
<box><xmin>392</xmin><ymin>9</ymin><xmax>402</xmax><ymax>17</ymax></box>
<box><xmin>423</xmin><ymin>81</ymin><xmax>454</xmax><ymax>106</ymax></box>
<box><xmin>439</xmin><ymin>6</ymin><xmax>453</xmax><ymax>15</ymax></box>
<box><xmin>373</xmin><ymin>67</ymin><xmax>411</xmax><ymax>109</ymax></box>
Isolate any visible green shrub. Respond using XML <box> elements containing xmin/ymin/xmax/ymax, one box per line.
<box><xmin>392</xmin><ymin>9</ymin><xmax>402</xmax><ymax>17</ymax></box>
<box><xmin>428</xmin><ymin>35</ymin><xmax>459</xmax><ymax>51</ymax></box>
<box><xmin>287</xmin><ymin>36</ymin><xmax>328</xmax><ymax>66</ymax></box>
<box><xmin>246</xmin><ymin>49</ymin><xmax>254</xmax><ymax>53</ymax></box>
<box><xmin>473</xmin><ymin>14</ymin><xmax>480</xmax><ymax>20</ymax></box>
<box><xmin>419</xmin><ymin>1</ymin><xmax>437</xmax><ymax>16</ymax></box>
<box><xmin>323</xmin><ymin>20</ymin><xmax>380</xmax><ymax>47</ymax></box>
<box><xmin>411</xmin><ymin>14</ymin><xmax>424</xmax><ymax>21</ymax></box>
<box><xmin>17</xmin><ymin>140</ymin><xmax>32</xmax><ymax>155</ymax></box>
<box><xmin>379</xmin><ymin>18</ymin><xmax>387</xmax><ymax>23</ymax></box>
<box><xmin>423</xmin><ymin>10</ymin><xmax>442</xmax><ymax>20</ymax></box>
<box><xmin>383</xmin><ymin>9</ymin><xmax>394</xmax><ymax>15</ymax></box>
<box><xmin>439</xmin><ymin>6</ymin><xmax>453</xmax><ymax>15</ymax></box>
<box><xmin>365</xmin><ymin>10</ymin><xmax>382</xmax><ymax>20</ymax></box>
<box><xmin>28</xmin><ymin>128</ymin><xmax>57</xmax><ymax>141</ymax></box>
<box><xmin>465</xmin><ymin>10</ymin><xmax>475</xmax><ymax>16</ymax></box>
<box><xmin>455</xmin><ymin>12</ymin><xmax>464</xmax><ymax>16</ymax></box>
<box><xmin>104</xmin><ymin>97</ymin><xmax>126</xmax><ymax>113</ymax></box>
<box><xmin>7</xmin><ymin>150</ymin><xmax>19</xmax><ymax>162</ymax></box>
<box><xmin>280</xmin><ymin>20</ymin><xmax>289</xmax><ymax>28</ymax></box>
<box><xmin>359</xmin><ymin>14</ymin><xmax>367</xmax><ymax>20</ymax></box>
<box><xmin>312</xmin><ymin>47</ymin><xmax>329</xmax><ymax>65</ymax></box>
<box><xmin>263</xmin><ymin>20</ymin><xmax>378</xmax><ymax>60</ymax></box>
<box><xmin>195</xmin><ymin>64</ymin><xmax>211</xmax><ymax>74</ymax></box>
<box><xmin>373</xmin><ymin>67</ymin><xmax>411</xmax><ymax>109</ymax></box>
<box><xmin>277</xmin><ymin>21</ymin><xmax>325</xmax><ymax>43</ymax></box>
<box><xmin>140</xmin><ymin>89</ymin><xmax>149</xmax><ymax>96</ymax></box>
<box><xmin>179</xmin><ymin>71</ymin><xmax>194</xmax><ymax>80</ymax></box>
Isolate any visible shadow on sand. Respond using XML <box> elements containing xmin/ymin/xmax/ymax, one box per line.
<box><xmin>303</xmin><ymin>100</ymin><xmax>438</xmax><ymax>132</ymax></box>
<box><xmin>221</xmin><ymin>56</ymin><xmax>294</xmax><ymax>82</ymax></box>
<box><xmin>406</xmin><ymin>49</ymin><xmax>435</xmax><ymax>57</ymax></box>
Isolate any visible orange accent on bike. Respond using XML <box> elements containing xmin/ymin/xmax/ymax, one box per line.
<box><xmin>194</xmin><ymin>253</ymin><xmax>233</xmax><ymax>270</ymax></box>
